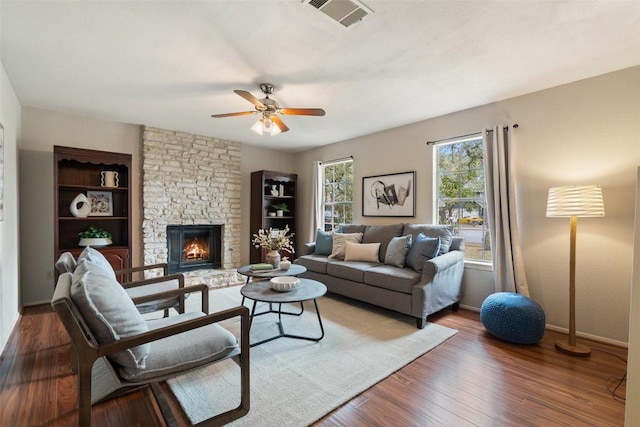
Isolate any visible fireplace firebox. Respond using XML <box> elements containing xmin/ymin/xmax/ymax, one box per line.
<box><xmin>167</xmin><ymin>225</ymin><xmax>222</xmax><ymax>273</ymax></box>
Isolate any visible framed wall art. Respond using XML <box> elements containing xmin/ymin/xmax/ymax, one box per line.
<box><xmin>87</xmin><ymin>190</ymin><xmax>113</xmax><ymax>216</ymax></box>
<box><xmin>362</xmin><ymin>171</ymin><xmax>415</xmax><ymax>217</ymax></box>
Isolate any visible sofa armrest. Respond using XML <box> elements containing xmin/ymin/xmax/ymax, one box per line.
<box><xmin>421</xmin><ymin>250</ymin><xmax>464</xmax><ymax>281</ymax></box>
<box><xmin>302</xmin><ymin>242</ymin><xmax>316</xmax><ymax>256</ymax></box>
<box><xmin>412</xmin><ymin>250</ymin><xmax>465</xmax><ymax>318</ymax></box>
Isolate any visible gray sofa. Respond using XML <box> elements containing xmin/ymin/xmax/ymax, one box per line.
<box><xmin>295</xmin><ymin>223</ymin><xmax>464</xmax><ymax>328</ymax></box>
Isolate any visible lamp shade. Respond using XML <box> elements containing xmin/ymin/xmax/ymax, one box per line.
<box><xmin>546</xmin><ymin>185</ymin><xmax>605</xmax><ymax>217</ymax></box>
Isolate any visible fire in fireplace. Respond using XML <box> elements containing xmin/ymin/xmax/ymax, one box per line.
<box><xmin>167</xmin><ymin>225</ymin><xmax>222</xmax><ymax>273</ymax></box>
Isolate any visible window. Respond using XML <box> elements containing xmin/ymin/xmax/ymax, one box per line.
<box><xmin>434</xmin><ymin>135</ymin><xmax>491</xmax><ymax>262</ymax></box>
<box><xmin>322</xmin><ymin>159</ymin><xmax>353</xmax><ymax>231</ymax></box>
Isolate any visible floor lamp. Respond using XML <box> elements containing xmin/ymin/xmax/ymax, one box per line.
<box><xmin>546</xmin><ymin>185</ymin><xmax>605</xmax><ymax>357</ymax></box>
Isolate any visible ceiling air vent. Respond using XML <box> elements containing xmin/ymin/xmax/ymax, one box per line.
<box><xmin>305</xmin><ymin>0</ymin><xmax>373</xmax><ymax>28</ymax></box>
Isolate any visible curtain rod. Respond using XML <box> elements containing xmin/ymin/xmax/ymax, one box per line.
<box><xmin>319</xmin><ymin>155</ymin><xmax>353</xmax><ymax>165</ymax></box>
<box><xmin>426</xmin><ymin>124</ymin><xmax>518</xmax><ymax>146</ymax></box>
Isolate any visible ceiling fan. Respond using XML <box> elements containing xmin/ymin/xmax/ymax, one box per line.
<box><xmin>211</xmin><ymin>83</ymin><xmax>325</xmax><ymax>135</ymax></box>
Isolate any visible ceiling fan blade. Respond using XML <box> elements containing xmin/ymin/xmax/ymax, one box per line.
<box><xmin>234</xmin><ymin>90</ymin><xmax>266</xmax><ymax>109</ymax></box>
<box><xmin>271</xmin><ymin>116</ymin><xmax>290</xmax><ymax>133</ymax></box>
<box><xmin>211</xmin><ymin>111</ymin><xmax>255</xmax><ymax>118</ymax></box>
<box><xmin>280</xmin><ymin>108</ymin><xmax>326</xmax><ymax>116</ymax></box>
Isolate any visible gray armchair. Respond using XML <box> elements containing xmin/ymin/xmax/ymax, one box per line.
<box><xmin>52</xmin><ymin>259</ymin><xmax>250</xmax><ymax>426</ymax></box>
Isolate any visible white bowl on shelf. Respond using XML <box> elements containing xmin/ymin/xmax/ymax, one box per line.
<box><xmin>269</xmin><ymin>276</ymin><xmax>300</xmax><ymax>292</ymax></box>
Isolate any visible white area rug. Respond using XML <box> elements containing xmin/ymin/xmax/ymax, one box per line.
<box><xmin>166</xmin><ymin>285</ymin><xmax>457</xmax><ymax>426</ymax></box>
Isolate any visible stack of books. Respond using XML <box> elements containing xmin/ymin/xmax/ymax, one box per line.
<box><xmin>250</xmin><ymin>263</ymin><xmax>275</xmax><ymax>272</ymax></box>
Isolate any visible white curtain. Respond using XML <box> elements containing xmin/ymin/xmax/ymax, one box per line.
<box><xmin>310</xmin><ymin>161</ymin><xmax>323</xmax><ymax>242</ymax></box>
<box><xmin>483</xmin><ymin>126</ymin><xmax>529</xmax><ymax>295</ymax></box>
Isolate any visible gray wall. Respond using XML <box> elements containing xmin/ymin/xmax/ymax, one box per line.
<box><xmin>293</xmin><ymin>66</ymin><xmax>640</xmax><ymax>345</ymax></box>
<box><xmin>0</xmin><ymin>62</ymin><xmax>21</xmax><ymax>354</ymax></box>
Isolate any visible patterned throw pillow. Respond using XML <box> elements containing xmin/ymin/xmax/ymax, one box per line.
<box><xmin>384</xmin><ymin>234</ymin><xmax>413</xmax><ymax>268</ymax></box>
<box><xmin>405</xmin><ymin>233</ymin><xmax>441</xmax><ymax>272</ymax></box>
<box><xmin>315</xmin><ymin>229</ymin><xmax>334</xmax><ymax>255</ymax></box>
<box><xmin>344</xmin><ymin>242</ymin><xmax>381</xmax><ymax>263</ymax></box>
<box><xmin>329</xmin><ymin>232</ymin><xmax>364</xmax><ymax>260</ymax></box>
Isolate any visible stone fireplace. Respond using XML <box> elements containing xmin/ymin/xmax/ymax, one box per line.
<box><xmin>141</xmin><ymin>126</ymin><xmax>242</xmax><ymax>287</ymax></box>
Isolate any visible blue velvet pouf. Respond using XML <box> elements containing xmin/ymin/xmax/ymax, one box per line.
<box><xmin>480</xmin><ymin>292</ymin><xmax>545</xmax><ymax>344</ymax></box>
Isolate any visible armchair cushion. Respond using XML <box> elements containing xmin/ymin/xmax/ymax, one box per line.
<box><xmin>71</xmin><ymin>260</ymin><xmax>150</xmax><ymax>369</ymax></box>
<box><xmin>55</xmin><ymin>252</ymin><xmax>77</xmax><ymax>273</ymax></box>
<box><xmin>119</xmin><ymin>312</ymin><xmax>239</xmax><ymax>382</ymax></box>
<box><xmin>78</xmin><ymin>246</ymin><xmax>117</xmax><ymax>280</ymax></box>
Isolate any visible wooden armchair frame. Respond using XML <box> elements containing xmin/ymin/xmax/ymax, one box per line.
<box><xmin>116</xmin><ymin>263</ymin><xmax>187</xmax><ymax>316</ymax></box>
<box><xmin>52</xmin><ymin>278</ymin><xmax>250</xmax><ymax>426</ymax></box>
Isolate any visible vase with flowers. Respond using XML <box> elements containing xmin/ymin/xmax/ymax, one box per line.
<box><xmin>252</xmin><ymin>225</ymin><xmax>295</xmax><ymax>269</ymax></box>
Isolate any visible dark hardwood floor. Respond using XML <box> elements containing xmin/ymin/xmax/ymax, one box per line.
<box><xmin>0</xmin><ymin>303</ymin><xmax>627</xmax><ymax>426</ymax></box>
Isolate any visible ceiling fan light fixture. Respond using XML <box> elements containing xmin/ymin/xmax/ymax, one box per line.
<box><xmin>251</xmin><ymin>116</ymin><xmax>281</xmax><ymax>136</ymax></box>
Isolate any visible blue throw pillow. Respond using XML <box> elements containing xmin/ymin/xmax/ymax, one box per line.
<box><xmin>315</xmin><ymin>229</ymin><xmax>334</xmax><ymax>255</ymax></box>
<box><xmin>384</xmin><ymin>234</ymin><xmax>413</xmax><ymax>268</ymax></box>
<box><xmin>405</xmin><ymin>233</ymin><xmax>441</xmax><ymax>272</ymax></box>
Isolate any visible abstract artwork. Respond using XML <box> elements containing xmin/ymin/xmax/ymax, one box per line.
<box><xmin>362</xmin><ymin>171</ymin><xmax>415</xmax><ymax>217</ymax></box>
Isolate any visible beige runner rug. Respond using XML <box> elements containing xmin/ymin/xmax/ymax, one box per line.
<box><xmin>167</xmin><ymin>285</ymin><xmax>457</xmax><ymax>426</ymax></box>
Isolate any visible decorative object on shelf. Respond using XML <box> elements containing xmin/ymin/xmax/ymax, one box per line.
<box><xmin>546</xmin><ymin>184</ymin><xmax>605</xmax><ymax>357</ymax></box>
<box><xmin>70</xmin><ymin>193</ymin><xmax>91</xmax><ymax>218</ymax></box>
<box><xmin>87</xmin><ymin>191</ymin><xmax>113</xmax><ymax>216</ymax></box>
<box><xmin>272</xmin><ymin>202</ymin><xmax>289</xmax><ymax>217</ymax></box>
<box><xmin>78</xmin><ymin>225</ymin><xmax>113</xmax><ymax>247</ymax></box>
<box><xmin>269</xmin><ymin>276</ymin><xmax>300</xmax><ymax>292</ymax></box>
<box><xmin>268</xmin><ymin>212</ymin><xmax>276</xmax><ymax>217</ymax></box>
<box><xmin>279</xmin><ymin>257</ymin><xmax>291</xmax><ymax>270</ymax></box>
<box><xmin>363</xmin><ymin>171</ymin><xmax>415</xmax><ymax>217</ymax></box>
<box><xmin>252</xmin><ymin>225</ymin><xmax>295</xmax><ymax>268</ymax></box>
<box><xmin>270</xmin><ymin>185</ymin><xmax>279</xmax><ymax>196</ymax></box>
<box><xmin>101</xmin><ymin>170</ymin><xmax>119</xmax><ymax>188</ymax></box>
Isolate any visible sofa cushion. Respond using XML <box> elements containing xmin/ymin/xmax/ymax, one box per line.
<box><xmin>327</xmin><ymin>260</ymin><xmax>378</xmax><ymax>282</ymax></box>
<box><xmin>384</xmin><ymin>234</ymin><xmax>413</xmax><ymax>268</ymax></box>
<box><xmin>362</xmin><ymin>223</ymin><xmax>405</xmax><ymax>262</ymax></box>
<box><xmin>338</xmin><ymin>224</ymin><xmax>367</xmax><ymax>234</ymax></box>
<box><xmin>71</xmin><ymin>259</ymin><xmax>150</xmax><ymax>369</ymax></box>
<box><xmin>406</xmin><ymin>233</ymin><xmax>441</xmax><ymax>272</ymax></box>
<box><xmin>344</xmin><ymin>242</ymin><xmax>381</xmax><ymax>263</ymax></box>
<box><xmin>403</xmin><ymin>224</ymin><xmax>453</xmax><ymax>254</ymax></box>
<box><xmin>364</xmin><ymin>264</ymin><xmax>421</xmax><ymax>294</ymax></box>
<box><xmin>77</xmin><ymin>246</ymin><xmax>117</xmax><ymax>280</ymax></box>
<box><xmin>315</xmin><ymin>229</ymin><xmax>334</xmax><ymax>255</ymax></box>
<box><xmin>295</xmin><ymin>254</ymin><xmax>330</xmax><ymax>274</ymax></box>
<box><xmin>329</xmin><ymin>232</ymin><xmax>363</xmax><ymax>260</ymax></box>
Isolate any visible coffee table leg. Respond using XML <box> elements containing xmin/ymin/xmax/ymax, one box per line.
<box><xmin>250</xmin><ymin>298</ymin><xmax>325</xmax><ymax>347</ymax></box>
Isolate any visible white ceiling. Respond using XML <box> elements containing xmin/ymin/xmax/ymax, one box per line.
<box><xmin>2</xmin><ymin>1</ymin><xmax>640</xmax><ymax>152</ymax></box>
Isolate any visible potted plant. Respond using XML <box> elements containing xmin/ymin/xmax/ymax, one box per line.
<box><xmin>272</xmin><ymin>202</ymin><xmax>289</xmax><ymax>217</ymax></box>
<box><xmin>78</xmin><ymin>225</ymin><xmax>113</xmax><ymax>247</ymax></box>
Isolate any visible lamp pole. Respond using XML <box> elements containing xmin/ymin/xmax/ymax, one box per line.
<box><xmin>555</xmin><ymin>215</ymin><xmax>590</xmax><ymax>356</ymax></box>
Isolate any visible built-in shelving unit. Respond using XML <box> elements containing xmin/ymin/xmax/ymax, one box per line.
<box><xmin>54</xmin><ymin>146</ymin><xmax>132</xmax><ymax>283</ymax></box>
<box><xmin>250</xmin><ymin>170</ymin><xmax>297</xmax><ymax>263</ymax></box>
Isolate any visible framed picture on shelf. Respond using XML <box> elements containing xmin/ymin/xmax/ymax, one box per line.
<box><xmin>362</xmin><ymin>171</ymin><xmax>415</xmax><ymax>217</ymax></box>
<box><xmin>87</xmin><ymin>191</ymin><xmax>113</xmax><ymax>216</ymax></box>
